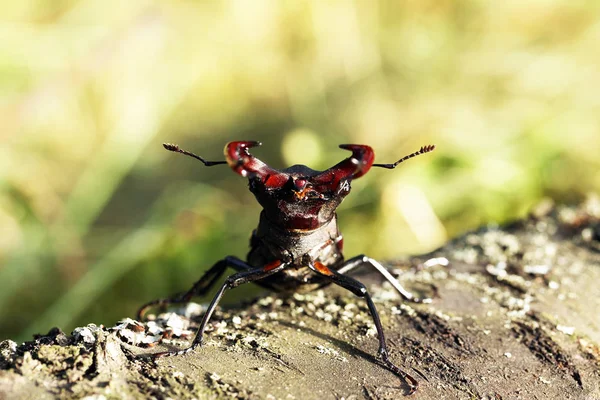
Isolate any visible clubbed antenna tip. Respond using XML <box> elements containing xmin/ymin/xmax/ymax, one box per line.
<box><xmin>372</xmin><ymin>144</ymin><xmax>436</xmax><ymax>169</ymax></box>
<box><xmin>163</xmin><ymin>143</ymin><xmax>180</xmax><ymax>152</ymax></box>
<box><xmin>420</xmin><ymin>144</ymin><xmax>435</xmax><ymax>153</ymax></box>
<box><xmin>162</xmin><ymin>142</ymin><xmax>227</xmax><ymax>166</ymax></box>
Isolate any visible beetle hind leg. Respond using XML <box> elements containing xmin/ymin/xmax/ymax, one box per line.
<box><xmin>336</xmin><ymin>255</ymin><xmax>432</xmax><ymax>304</ymax></box>
<box><xmin>307</xmin><ymin>260</ymin><xmax>419</xmax><ymax>394</ymax></box>
<box><xmin>146</xmin><ymin>259</ymin><xmax>289</xmax><ymax>359</ymax></box>
<box><xmin>136</xmin><ymin>256</ymin><xmax>254</xmax><ymax>321</ymax></box>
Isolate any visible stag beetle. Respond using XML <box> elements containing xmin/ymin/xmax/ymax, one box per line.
<box><xmin>137</xmin><ymin>140</ymin><xmax>435</xmax><ymax>393</ymax></box>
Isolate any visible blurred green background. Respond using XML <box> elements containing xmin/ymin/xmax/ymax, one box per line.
<box><xmin>1</xmin><ymin>0</ymin><xmax>599</xmax><ymax>342</ymax></box>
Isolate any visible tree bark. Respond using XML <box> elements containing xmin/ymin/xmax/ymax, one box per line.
<box><xmin>1</xmin><ymin>198</ymin><xmax>599</xmax><ymax>400</ymax></box>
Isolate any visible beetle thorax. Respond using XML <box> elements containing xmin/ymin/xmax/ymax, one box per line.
<box><xmin>253</xmin><ymin>211</ymin><xmax>343</xmax><ymax>267</ymax></box>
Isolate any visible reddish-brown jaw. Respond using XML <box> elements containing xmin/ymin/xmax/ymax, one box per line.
<box><xmin>224</xmin><ymin>141</ymin><xmax>290</xmax><ymax>188</ymax></box>
<box><xmin>223</xmin><ymin>141</ymin><xmax>376</xmax><ymax>193</ymax></box>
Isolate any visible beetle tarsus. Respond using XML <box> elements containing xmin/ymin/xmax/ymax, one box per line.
<box><xmin>149</xmin><ymin>344</ymin><xmax>198</xmax><ymax>359</ymax></box>
<box><xmin>379</xmin><ymin>349</ymin><xmax>420</xmax><ymax>395</ymax></box>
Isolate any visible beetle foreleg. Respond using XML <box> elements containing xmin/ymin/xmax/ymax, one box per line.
<box><xmin>136</xmin><ymin>256</ymin><xmax>254</xmax><ymax>321</ymax></box>
<box><xmin>147</xmin><ymin>259</ymin><xmax>289</xmax><ymax>359</ymax></box>
<box><xmin>308</xmin><ymin>260</ymin><xmax>419</xmax><ymax>395</ymax></box>
<box><xmin>337</xmin><ymin>255</ymin><xmax>432</xmax><ymax>304</ymax></box>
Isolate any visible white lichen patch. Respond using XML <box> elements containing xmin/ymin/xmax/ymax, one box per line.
<box><xmin>312</xmin><ymin>290</ymin><xmax>328</xmax><ymax>306</ymax></box>
<box><xmin>172</xmin><ymin>370</ymin><xmax>185</xmax><ymax>379</ymax></box>
<box><xmin>481</xmin><ymin>284</ymin><xmax>533</xmax><ymax>319</ymax></box>
<box><xmin>115</xmin><ymin>329</ymin><xmax>142</xmax><ymax>345</ymax></box>
<box><xmin>112</xmin><ymin>318</ymin><xmax>145</xmax><ymax>332</ymax></box>
<box><xmin>398</xmin><ymin>303</ymin><xmax>416</xmax><ymax>317</ymax></box>
<box><xmin>581</xmin><ymin>228</ymin><xmax>594</xmax><ymax>242</ymax></box>
<box><xmin>314</xmin><ymin>344</ymin><xmax>348</xmax><ymax>362</ymax></box>
<box><xmin>423</xmin><ymin>256</ymin><xmax>449</xmax><ymax>268</ymax></box>
<box><xmin>162</xmin><ymin>312</ymin><xmax>189</xmax><ymax>330</ymax></box>
<box><xmin>0</xmin><ymin>339</ymin><xmax>17</xmax><ymax>363</ymax></box>
<box><xmin>240</xmin><ymin>335</ymin><xmax>269</xmax><ymax>350</ymax></box>
<box><xmin>212</xmin><ymin>320</ymin><xmax>228</xmax><ymax>335</ymax></box>
<box><xmin>390</xmin><ymin>306</ymin><xmax>402</xmax><ymax>315</ymax></box>
<box><xmin>340</xmin><ymin>304</ymin><xmax>357</xmax><ymax>322</ymax></box>
<box><xmin>80</xmin><ymin>395</ymin><xmax>108</xmax><ymax>400</ymax></box>
<box><xmin>175</xmin><ymin>302</ymin><xmax>205</xmax><ymax>319</ymax></box>
<box><xmin>434</xmin><ymin>310</ymin><xmax>462</xmax><ymax>322</ymax></box>
<box><xmin>432</xmin><ymin>269</ymin><xmax>449</xmax><ymax>280</ymax></box>
<box><xmin>364</xmin><ymin>323</ymin><xmax>377</xmax><ymax>337</ymax></box>
<box><xmin>324</xmin><ymin>303</ymin><xmax>342</xmax><ymax>314</ymax></box>
<box><xmin>452</xmin><ymin>271</ymin><xmax>486</xmax><ymax>286</ymax></box>
<box><xmin>257</xmin><ymin>296</ymin><xmax>274</xmax><ymax>307</ymax></box>
<box><xmin>314</xmin><ymin>309</ymin><xmax>333</xmax><ymax>322</ymax></box>
<box><xmin>292</xmin><ymin>293</ymin><xmax>306</xmax><ymax>302</ymax></box>
<box><xmin>72</xmin><ymin>326</ymin><xmax>97</xmax><ymax>345</ymax></box>
<box><xmin>453</xmin><ymin>246</ymin><xmax>479</xmax><ymax>264</ymax></box>
<box><xmin>556</xmin><ymin>325</ymin><xmax>575</xmax><ymax>336</ymax></box>
<box><xmin>146</xmin><ymin>321</ymin><xmax>163</xmax><ymax>336</ymax></box>
<box><xmin>111</xmin><ymin>318</ymin><xmax>153</xmax><ymax>345</ymax></box>
<box><xmin>486</xmin><ymin>263</ymin><xmax>507</xmax><ymax>278</ymax></box>
<box><xmin>110</xmin><ymin>312</ymin><xmax>198</xmax><ymax>347</ymax></box>
<box><xmin>371</xmin><ymin>282</ymin><xmax>400</xmax><ymax>303</ymax></box>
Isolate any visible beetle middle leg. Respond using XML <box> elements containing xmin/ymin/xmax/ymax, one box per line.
<box><xmin>307</xmin><ymin>259</ymin><xmax>419</xmax><ymax>394</ymax></box>
<box><xmin>137</xmin><ymin>256</ymin><xmax>257</xmax><ymax>320</ymax></box>
<box><xmin>336</xmin><ymin>255</ymin><xmax>432</xmax><ymax>304</ymax></box>
<box><xmin>146</xmin><ymin>259</ymin><xmax>289</xmax><ymax>359</ymax></box>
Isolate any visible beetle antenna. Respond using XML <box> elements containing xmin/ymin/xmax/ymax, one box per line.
<box><xmin>163</xmin><ymin>143</ymin><xmax>227</xmax><ymax>166</ymax></box>
<box><xmin>372</xmin><ymin>144</ymin><xmax>435</xmax><ymax>169</ymax></box>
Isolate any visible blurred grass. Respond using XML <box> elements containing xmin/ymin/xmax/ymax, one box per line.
<box><xmin>1</xmin><ymin>0</ymin><xmax>599</xmax><ymax>342</ymax></box>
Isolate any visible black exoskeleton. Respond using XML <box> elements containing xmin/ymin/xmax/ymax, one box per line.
<box><xmin>137</xmin><ymin>141</ymin><xmax>435</xmax><ymax>394</ymax></box>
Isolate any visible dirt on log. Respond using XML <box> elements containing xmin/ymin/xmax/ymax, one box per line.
<box><xmin>1</xmin><ymin>197</ymin><xmax>600</xmax><ymax>400</ymax></box>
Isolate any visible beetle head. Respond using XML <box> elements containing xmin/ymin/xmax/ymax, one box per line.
<box><xmin>225</xmin><ymin>141</ymin><xmax>374</xmax><ymax>230</ymax></box>
<box><xmin>165</xmin><ymin>140</ymin><xmax>434</xmax><ymax>230</ymax></box>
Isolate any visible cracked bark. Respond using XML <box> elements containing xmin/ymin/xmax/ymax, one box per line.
<box><xmin>1</xmin><ymin>198</ymin><xmax>599</xmax><ymax>400</ymax></box>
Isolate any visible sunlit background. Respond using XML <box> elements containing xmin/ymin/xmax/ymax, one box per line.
<box><xmin>1</xmin><ymin>0</ymin><xmax>599</xmax><ymax>342</ymax></box>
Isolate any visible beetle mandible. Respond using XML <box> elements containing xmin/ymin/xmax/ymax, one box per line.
<box><xmin>137</xmin><ymin>140</ymin><xmax>435</xmax><ymax>394</ymax></box>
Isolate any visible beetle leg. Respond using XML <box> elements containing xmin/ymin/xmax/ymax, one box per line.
<box><xmin>146</xmin><ymin>259</ymin><xmax>289</xmax><ymax>359</ymax></box>
<box><xmin>336</xmin><ymin>255</ymin><xmax>432</xmax><ymax>304</ymax></box>
<box><xmin>308</xmin><ymin>260</ymin><xmax>419</xmax><ymax>395</ymax></box>
<box><xmin>136</xmin><ymin>256</ymin><xmax>253</xmax><ymax>321</ymax></box>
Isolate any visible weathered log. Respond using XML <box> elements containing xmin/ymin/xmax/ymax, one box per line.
<box><xmin>1</xmin><ymin>197</ymin><xmax>599</xmax><ymax>399</ymax></box>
